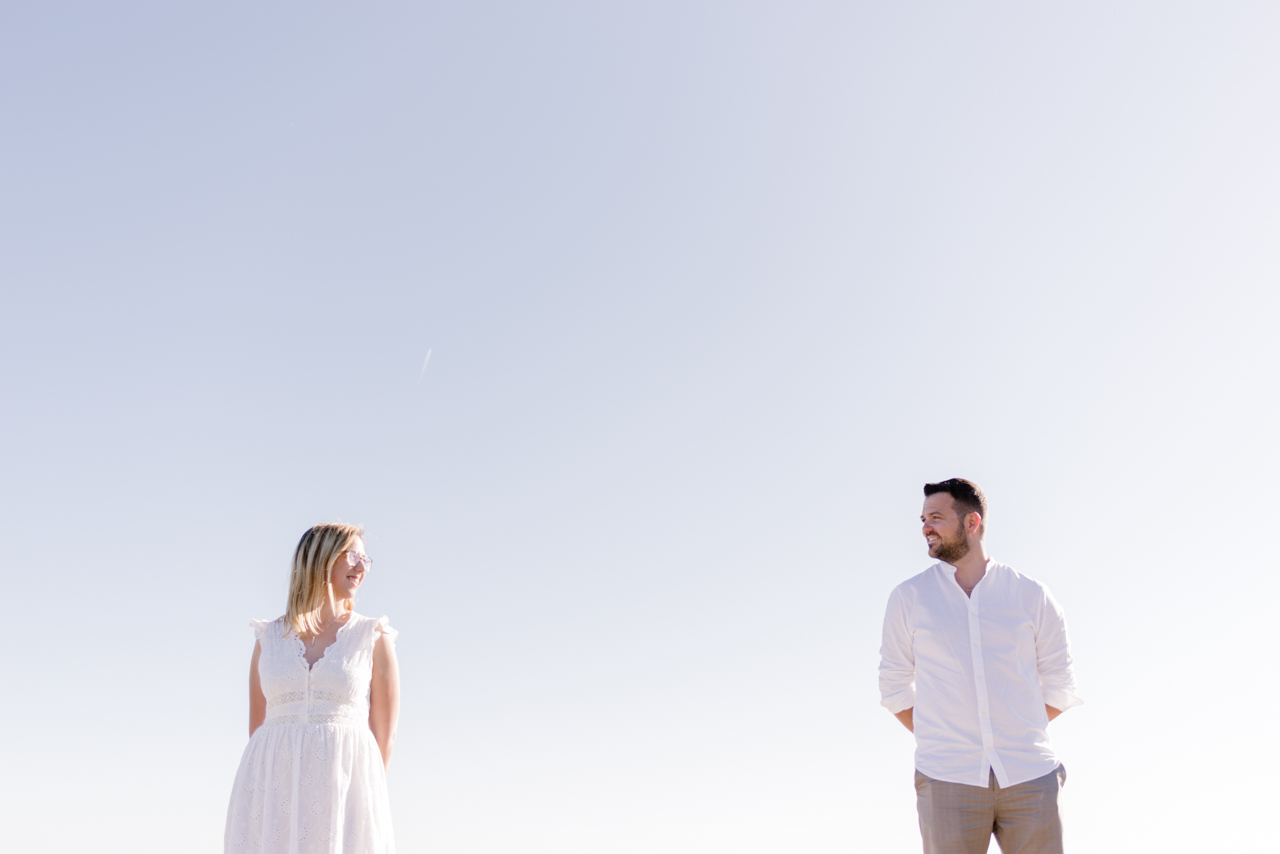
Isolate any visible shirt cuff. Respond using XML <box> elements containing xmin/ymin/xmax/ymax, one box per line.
<box><xmin>880</xmin><ymin>686</ymin><xmax>916</xmax><ymax>714</ymax></box>
<box><xmin>1041</xmin><ymin>687</ymin><xmax>1084</xmax><ymax>711</ymax></box>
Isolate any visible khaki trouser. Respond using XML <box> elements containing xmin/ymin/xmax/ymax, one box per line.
<box><xmin>915</xmin><ymin>765</ymin><xmax>1066</xmax><ymax>854</ymax></box>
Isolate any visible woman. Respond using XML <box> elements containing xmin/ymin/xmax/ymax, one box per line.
<box><xmin>225</xmin><ymin>523</ymin><xmax>400</xmax><ymax>854</ymax></box>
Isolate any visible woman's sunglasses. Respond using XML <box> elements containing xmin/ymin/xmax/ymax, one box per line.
<box><xmin>338</xmin><ymin>549</ymin><xmax>373</xmax><ymax>571</ymax></box>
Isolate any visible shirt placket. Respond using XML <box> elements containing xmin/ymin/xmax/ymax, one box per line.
<box><xmin>968</xmin><ymin>590</ymin><xmax>996</xmax><ymax>769</ymax></box>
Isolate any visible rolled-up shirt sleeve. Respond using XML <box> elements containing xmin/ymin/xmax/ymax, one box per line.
<box><xmin>879</xmin><ymin>585</ymin><xmax>917</xmax><ymax>713</ymax></box>
<box><xmin>1035</xmin><ymin>586</ymin><xmax>1084</xmax><ymax>711</ymax></box>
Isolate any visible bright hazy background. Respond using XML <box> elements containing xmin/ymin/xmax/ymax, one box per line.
<box><xmin>3</xmin><ymin>3</ymin><xmax>1277</xmax><ymax>852</ymax></box>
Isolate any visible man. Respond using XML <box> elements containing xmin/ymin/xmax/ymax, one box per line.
<box><xmin>879</xmin><ymin>479</ymin><xmax>1082</xmax><ymax>854</ymax></box>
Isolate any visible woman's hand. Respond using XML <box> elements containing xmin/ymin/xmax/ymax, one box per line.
<box><xmin>368</xmin><ymin>628</ymin><xmax>401</xmax><ymax>770</ymax></box>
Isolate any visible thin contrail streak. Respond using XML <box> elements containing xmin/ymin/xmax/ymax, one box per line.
<box><xmin>419</xmin><ymin>349</ymin><xmax>432</xmax><ymax>383</ymax></box>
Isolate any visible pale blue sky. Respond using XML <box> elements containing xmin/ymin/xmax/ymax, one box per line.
<box><xmin>3</xmin><ymin>3</ymin><xmax>1277</xmax><ymax>852</ymax></box>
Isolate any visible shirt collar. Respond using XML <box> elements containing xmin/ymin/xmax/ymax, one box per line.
<box><xmin>940</xmin><ymin>557</ymin><xmax>994</xmax><ymax>574</ymax></box>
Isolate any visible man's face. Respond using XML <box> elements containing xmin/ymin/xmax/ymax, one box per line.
<box><xmin>921</xmin><ymin>493</ymin><xmax>971</xmax><ymax>564</ymax></box>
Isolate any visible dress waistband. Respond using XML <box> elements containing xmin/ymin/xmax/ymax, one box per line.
<box><xmin>267</xmin><ymin>690</ymin><xmax>360</xmax><ymax>709</ymax></box>
<box><xmin>260</xmin><ymin>712</ymin><xmax>367</xmax><ymax>728</ymax></box>
<box><xmin>262</xmin><ymin>696</ymin><xmax>367</xmax><ymax>728</ymax></box>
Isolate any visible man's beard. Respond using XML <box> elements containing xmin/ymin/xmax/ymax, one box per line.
<box><xmin>929</xmin><ymin>529</ymin><xmax>971</xmax><ymax>564</ymax></box>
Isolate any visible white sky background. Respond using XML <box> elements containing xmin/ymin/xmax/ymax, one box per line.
<box><xmin>2</xmin><ymin>3</ymin><xmax>1278</xmax><ymax>852</ymax></box>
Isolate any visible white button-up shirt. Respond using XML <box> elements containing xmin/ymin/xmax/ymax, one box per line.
<box><xmin>879</xmin><ymin>559</ymin><xmax>1082</xmax><ymax>787</ymax></box>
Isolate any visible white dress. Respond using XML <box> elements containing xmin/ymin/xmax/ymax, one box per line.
<box><xmin>225</xmin><ymin>613</ymin><xmax>397</xmax><ymax>854</ymax></box>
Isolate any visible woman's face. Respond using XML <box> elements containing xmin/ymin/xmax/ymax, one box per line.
<box><xmin>328</xmin><ymin>535</ymin><xmax>369</xmax><ymax>601</ymax></box>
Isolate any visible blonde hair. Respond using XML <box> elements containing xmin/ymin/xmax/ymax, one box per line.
<box><xmin>286</xmin><ymin>522</ymin><xmax>363</xmax><ymax>636</ymax></box>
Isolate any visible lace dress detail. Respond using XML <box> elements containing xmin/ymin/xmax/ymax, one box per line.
<box><xmin>224</xmin><ymin>613</ymin><xmax>398</xmax><ymax>853</ymax></box>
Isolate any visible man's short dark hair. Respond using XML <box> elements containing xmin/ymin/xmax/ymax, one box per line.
<box><xmin>924</xmin><ymin>478</ymin><xmax>988</xmax><ymax>535</ymax></box>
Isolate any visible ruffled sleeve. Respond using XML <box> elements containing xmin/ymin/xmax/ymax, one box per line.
<box><xmin>249</xmin><ymin>619</ymin><xmax>271</xmax><ymax>643</ymax></box>
<box><xmin>373</xmin><ymin>615</ymin><xmax>398</xmax><ymax>648</ymax></box>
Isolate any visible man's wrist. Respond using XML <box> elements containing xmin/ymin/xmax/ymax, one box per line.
<box><xmin>893</xmin><ymin>707</ymin><xmax>914</xmax><ymax>733</ymax></box>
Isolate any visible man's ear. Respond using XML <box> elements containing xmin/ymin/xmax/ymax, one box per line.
<box><xmin>967</xmin><ymin>512</ymin><xmax>983</xmax><ymax>537</ymax></box>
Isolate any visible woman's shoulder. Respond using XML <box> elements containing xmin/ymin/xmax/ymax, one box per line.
<box><xmin>348</xmin><ymin>612</ymin><xmax>398</xmax><ymax>645</ymax></box>
<box><xmin>249</xmin><ymin>616</ymin><xmax>290</xmax><ymax>641</ymax></box>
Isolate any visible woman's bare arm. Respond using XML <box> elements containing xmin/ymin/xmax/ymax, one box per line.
<box><xmin>248</xmin><ymin>640</ymin><xmax>266</xmax><ymax>737</ymax></box>
<box><xmin>369</xmin><ymin>630</ymin><xmax>401</xmax><ymax>769</ymax></box>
